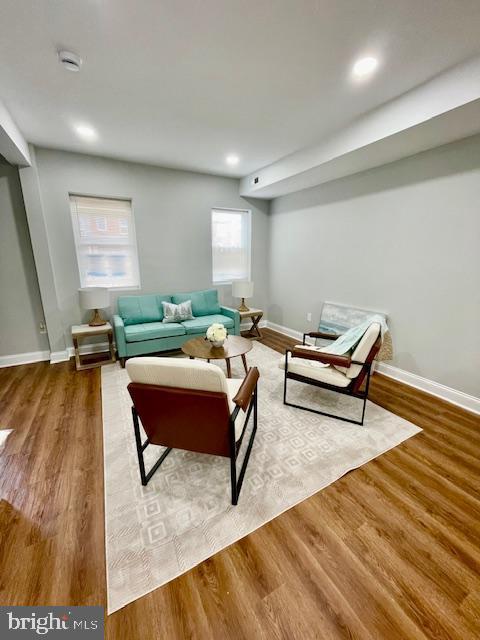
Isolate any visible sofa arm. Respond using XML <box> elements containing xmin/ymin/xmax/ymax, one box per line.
<box><xmin>113</xmin><ymin>315</ymin><xmax>127</xmax><ymax>357</ymax></box>
<box><xmin>220</xmin><ymin>306</ymin><xmax>241</xmax><ymax>335</ymax></box>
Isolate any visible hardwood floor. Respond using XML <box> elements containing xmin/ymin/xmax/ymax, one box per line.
<box><xmin>0</xmin><ymin>328</ymin><xmax>479</xmax><ymax>639</ymax></box>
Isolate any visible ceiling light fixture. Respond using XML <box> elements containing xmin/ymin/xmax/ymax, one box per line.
<box><xmin>226</xmin><ymin>154</ymin><xmax>239</xmax><ymax>166</ymax></box>
<box><xmin>352</xmin><ymin>56</ymin><xmax>378</xmax><ymax>79</ymax></box>
<box><xmin>58</xmin><ymin>49</ymin><xmax>82</xmax><ymax>72</ymax></box>
<box><xmin>74</xmin><ymin>124</ymin><xmax>97</xmax><ymax>141</ymax></box>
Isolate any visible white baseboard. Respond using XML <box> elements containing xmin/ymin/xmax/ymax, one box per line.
<box><xmin>66</xmin><ymin>341</ymin><xmax>111</xmax><ymax>358</ymax></box>
<box><xmin>266</xmin><ymin>321</ymin><xmax>315</xmax><ymax>345</ymax></box>
<box><xmin>0</xmin><ymin>350</ymin><xmax>51</xmax><ymax>368</ymax></box>
<box><xmin>3</xmin><ymin>329</ymin><xmax>259</xmax><ymax>369</ymax></box>
<box><xmin>375</xmin><ymin>362</ymin><xmax>480</xmax><ymax>415</ymax></box>
<box><xmin>266</xmin><ymin>321</ymin><xmax>480</xmax><ymax>415</ymax></box>
<box><xmin>50</xmin><ymin>342</ymin><xmax>112</xmax><ymax>364</ymax></box>
<box><xmin>50</xmin><ymin>350</ymin><xmax>70</xmax><ymax>364</ymax></box>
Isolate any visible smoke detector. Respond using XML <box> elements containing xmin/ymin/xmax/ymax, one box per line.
<box><xmin>58</xmin><ymin>50</ymin><xmax>82</xmax><ymax>72</ymax></box>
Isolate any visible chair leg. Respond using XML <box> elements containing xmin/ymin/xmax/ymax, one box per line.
<box><xmin>132</xmin><ymin>406</ymin><xmax>172</xmax><ymax>485</ymax></box>
<box><xmin>359</xmin><ymin>396</ymin><xmax>367</xmax><ymax>426</ymax></box>
<box><xmin>283</xmin><ymin>371</ymin><xmax>370</xmax><ymax>426</ymax></box>
<box><xmin>230</xmin><ymin>452</ymin><xmax>238</xmax><ymax>506</ymax></box>
<box><xmin>359</xmin><ymin>366</ymin><xmax>372</xmax><ymax>426</ymax></box>
<box><xmin>132</xmin><ymin>407</ymin><xmax>147</xmax><ymax>484</ymax></box>
<box><xmin>230</xmin><ymin>387</ymin><xmax>258</xmax><ymax>505</ymax></box>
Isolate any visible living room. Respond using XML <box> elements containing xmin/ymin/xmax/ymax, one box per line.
<box><xmin>0</xmin><ymin>2</ymin><xmax>479</xmax><ymax>639</ymax></box>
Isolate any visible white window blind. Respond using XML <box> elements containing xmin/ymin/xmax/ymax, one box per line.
<box><xmin>70</xmin><ymin>195</ymin><xmax>140</xmax><ymax>289</ymax></box>
<box><xmin>211</xmin><ymin>208</ymin><xmax>251</xmax><ymax>284</ymax></box>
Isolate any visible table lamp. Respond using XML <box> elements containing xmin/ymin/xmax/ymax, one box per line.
<box><xmin>79</xmin><ymin>287</ymin><xmax>109</xmax><ymax>326</ymax></box>
<box><xmin>232</xmin><ymin>280</ymin><xmax>254</xmax><ymax>312</ymax></box>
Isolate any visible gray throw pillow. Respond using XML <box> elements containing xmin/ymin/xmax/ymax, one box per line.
<box><xmin>162</xmin><ymin>300</ymin><xmax>194</xmax><ymax>323</ymax></box>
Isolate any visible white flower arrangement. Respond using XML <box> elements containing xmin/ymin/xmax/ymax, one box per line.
<box><xmin>206</xmin><ymin>323</ymin><xmax>227</xmax><ymax>347</ymax></box>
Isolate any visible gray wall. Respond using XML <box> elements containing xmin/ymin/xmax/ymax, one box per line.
<box><xmin>0</xmin><ymin>161</ymin><xmax>48</xmax><ymax>356</ymax></box>
<box><xmin>32</xmin><ymin>148</ymin><xmax>270</xmax><ymax>347</ymax></box>
<box><xmin>269</xmin><ymin>135</ymin><xmax>480</xmax><ymax>396</ymax></box>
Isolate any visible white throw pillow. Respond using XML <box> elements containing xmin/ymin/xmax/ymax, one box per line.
<box><xmin>162</xmin><ymin>300</ymin><xmax>194</xmax><ymax>323</ymax></box>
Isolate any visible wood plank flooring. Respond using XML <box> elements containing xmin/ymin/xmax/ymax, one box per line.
<box><xmin>0</xmin><ymin>327</ymin><xmax>479</xmax><ymax>639</ymax></box>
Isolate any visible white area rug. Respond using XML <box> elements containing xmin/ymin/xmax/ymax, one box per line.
<box><xmin>102</xmin><ymin>341</ymin><xmax>421</xmax><ymax>613</ymax></box>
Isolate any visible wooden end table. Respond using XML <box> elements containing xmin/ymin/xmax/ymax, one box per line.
<box><xmin>181</xmin><ymin>335</ymin><xmax>252</xmax><ymax>378</ymax></box>
<box><xmin>71</xmin><ymin>322</ymin><xmax>116</xmax><ymax>371</ymax></box>
<box><xmin>239</xmin><ymin>308</ymin><xmax>263</xmax><ymax>339</ymax></box>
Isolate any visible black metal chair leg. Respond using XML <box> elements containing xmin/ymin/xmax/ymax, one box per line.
<box><xmin>132</xmin><ymin>407</ymin><xmax>147</xmax><ymax>484</ymax></box>
<box><xmin>235</xmin><ymin>389</ymin><xmax>257</xmax><ymax>500</ymax></box>
<box><xmin>229</xmin><ymin>387</ymin><xmax>258</xmax><ymax>505</ymax></box>
<box><xmin>360</xmin><ymin>366</ymin><xmax>372</xmax><ymax>426</ymax></box>
<box><xmin>283</xmin><ymin>361</ymin><xmax>372</xmax><ymax>426</ymax></box>
<box><xmin>132</xmin><ymin>383</ymin><xmax>259</xmax><ymax>503</ymax></box>
<box><xmin>230</xmin><ymin>455</ymin><xmax>238</xmax><ymax>505</ymax></box>
<box><xmin>143</xmin><ymin>446</ymin><xmax>173</xmax><ymax>485</ymax></box>
<box><xmin>132</xmin><ymin>406</ymin><xmax>172</xmax><ymax>486</ymax></box>
<box><xmin>359</xmin><ymin>396</ymin><xmax>367</xmax><ymax>426</ymax></box>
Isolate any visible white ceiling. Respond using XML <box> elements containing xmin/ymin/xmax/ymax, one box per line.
<box><xmin>1</xmin><ymin>0</ymin><xmax>480</xmax><ymax>177</ymax></box>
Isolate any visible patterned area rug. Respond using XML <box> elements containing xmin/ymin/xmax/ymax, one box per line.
<box><xmin>102</xmin><ymin>341</ymin><xmax>421</xmax><ymax>613</ymax></box>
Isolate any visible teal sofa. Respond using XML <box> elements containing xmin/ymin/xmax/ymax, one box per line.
<box><xmin>113</xmin><ymin>288</ymin><xmax>240</xmax><ymax>366</ymax></box>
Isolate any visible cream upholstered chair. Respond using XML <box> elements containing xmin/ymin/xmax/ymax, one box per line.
<box><xmin>126</xmin><ymin>356</ymin><xmax>259</xmax><ymax>505</ymax></box>
<box><xmin>281</xmin><ymin>323</ymin><xmax>381</xmax><ymax>425</ymax></box>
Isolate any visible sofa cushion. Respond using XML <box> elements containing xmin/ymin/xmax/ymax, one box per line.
<box><xmin>181</xmin><ymin>314</ymin><xmax>234</xmax><ymax>335</ymax></box>
<box><xmin>118</xmin><ymin>294</ymin><xmax>172</xmax><ymax>326</ymax></box>
<box><xmin>172</xmin><ymin>289</ymin><xmax>221</xmax><ymax>317</ymax></box>
<box><xmin>125</xmin><ymin>321</ymin><xmax>185</xmax><ymax>342</ymax></box>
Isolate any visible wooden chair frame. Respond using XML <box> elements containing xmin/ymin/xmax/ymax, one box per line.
<box><xmin>283</xmin><ymin>331</ymin><xmax>381</xmax><ymax>426</ymax></box>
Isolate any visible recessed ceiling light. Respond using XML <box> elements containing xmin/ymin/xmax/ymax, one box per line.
<box><xmin>74</xmin><ymin>124</ymin><xmax>97</xmax><ymax>141</ymax></box>
<box><xmin>226</xmin><ymin>154</ymin><xmax>239</xmax><ymax>166</ymax></box>
<box><xmin>352</xmin><ymin>56</ymin><xmax>378</xmax><ymax>79</ymax></box>
<box><xmin>58</xmin><ymin>50</ymin><xmax>82</xmax><ymax>72</ymax></box>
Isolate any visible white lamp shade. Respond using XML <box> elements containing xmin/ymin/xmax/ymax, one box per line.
<box><xmin>232</xmin><ymin>280</ymin><xmax>254</xmax><ymax>299</ymax></box>
<box><xmin>79</xmin><ymin>287</ymin><xmax>109</xmax><ymax>310</ymax></box>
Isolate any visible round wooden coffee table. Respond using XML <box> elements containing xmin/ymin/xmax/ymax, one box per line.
<box><xmin>181</xmin><ymin>335</ymin><xmax>252</xmax><ymax>378</ymax></box>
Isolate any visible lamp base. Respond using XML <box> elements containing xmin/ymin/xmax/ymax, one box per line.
<box><xmin>89</xmin><ymin>309</ymin><xmax>107</xmax><ymax>326</ymax></box>
<box><xmin>237</xmin><ymin>298</ymin><xmax>250</xmax><ymax>313</ymax></box>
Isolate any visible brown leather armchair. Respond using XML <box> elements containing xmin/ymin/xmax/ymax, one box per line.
<box><xmin>281</xmin><ymin>323</ymin><xmax>382</xmax><ymax>425</ymax></box>
<box><xmin>126</xmin><ymin>356</ymin><xmax>259</xmax><ymax>505</ymax></box>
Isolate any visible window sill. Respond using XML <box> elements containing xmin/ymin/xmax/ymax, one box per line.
<box><xmin>107</xmin><ymin>285</ymin><xmax>141</xmax><ymax>292</ymax></box>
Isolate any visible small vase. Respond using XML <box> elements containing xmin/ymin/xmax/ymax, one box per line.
<box><xmin>210</xmin><ymin>339</ymin><xmax>225</xmax><ymax>348</ymax></box>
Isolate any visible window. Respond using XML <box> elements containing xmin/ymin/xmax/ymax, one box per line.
<box><xmin>70</xmin><ymin>194</ymin><xmax>140</xmax><ymax>289</ymax></box>
<box><xmin>211</xmin><ymin>208</ymin><xmax>251</xmax><ymax>284</ymax></box>
<box><xmin>95</xmin><ymin>216</ymin><xmax>107</xmax><ymax>232</ymax></box>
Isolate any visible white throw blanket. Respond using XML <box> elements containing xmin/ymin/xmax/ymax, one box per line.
<box><xmin>321</xmin><ymin>314</ymin><xmax>387</xmax><ymax>354</ymax></box>
<box><xmin>315</xmin><ymin>303</ymin><xmax>393</xmax><ymax>361</ymax></box>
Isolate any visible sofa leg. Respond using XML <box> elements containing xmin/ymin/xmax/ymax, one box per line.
<box><xmin>120</xmin><ymin>357</ymin><xmax>126</xmax><ymax>368</ymax></box>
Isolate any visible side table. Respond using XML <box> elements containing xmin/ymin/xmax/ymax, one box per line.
<box><xmin>239</xmin><ymin>308</ymin><xmax>264</xmax><ymax>339</ymax></box>
<box><xmin>71</xmin><ymin>322</ymin><xmax>116</xmax><ymax>371</ymax></box>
